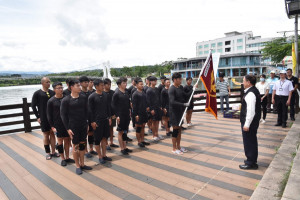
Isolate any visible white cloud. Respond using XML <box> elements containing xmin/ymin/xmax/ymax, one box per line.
<box><xmin>0</xmin><ymin>0</ymin><xmax>294</xmax><ymax>73</ymax></box>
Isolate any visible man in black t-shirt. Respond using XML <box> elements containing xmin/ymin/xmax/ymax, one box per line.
<box><xmin>286</xmin><ymin>68</ymin><xmax>299</xmax><ymax>121</ymax></box>
<box><xmin>32</xmin><ymin>77</ymin><xmax>58</xmax><ymax>160</ymax></box>
<box><xmin>161</xmin><ymin>78</ymin><xmax>172</xmax><ymax>136</ymax></box>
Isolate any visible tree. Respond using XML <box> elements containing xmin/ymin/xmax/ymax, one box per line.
<box><xmin>263</xmin><ymin>36</ymin><xmax>300</xmax><ymax>64</ymax></box>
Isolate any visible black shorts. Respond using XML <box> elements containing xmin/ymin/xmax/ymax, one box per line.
<box><xmin>135</xmin><ymin>114</ymin><xmax>148</xmax><ymax>125</ymax></box>
<box><xmin>70</xmin><ymin>124</ymin><xmax>88</xmax><ymax>144</ymax></box>
<box><xmin>163</xmin><ymin>108</ymin><xmax>170</xmax><ymax>118</ymax></box>
<box><xmin>88</xmin><ymin>124</ymin><xmax>94</xmax><ymax>133</ymax></box>
<box><xmin>169</xmin><ymin>109</ymin><xmax>184</xmax><ymax>127</ymax></box>
<box><xmin>55</xmin><ymin>127</ymin><xmax>69</xmax><ymax>138</ymax></box>
<box><xmin>117</xmin><ymin>115</ymin><xmax>130</xmax><ymax>132</ymax></box>
<box><xmin>110</xmin><ymin>118</ymin><xmax>116</xmax><ymax>127</ymax></box>
<box><xmin>187</xmin><ymin>105</ymin><xmax>194</xmax><ymax>111</ymax></box>
<box><xmin>150</xmin><ymin>108</ymin><xmax>162</xmax><ymax>121</ymax></box>
<box><xmin>40</xmin><ymin>120</ymin><xmax>51</xmax><ymax>132</ymax></box>
<box><xmin>94</xmin><ymin>119</ymin><xmax>110</xmax><ymax>145</ymax></box>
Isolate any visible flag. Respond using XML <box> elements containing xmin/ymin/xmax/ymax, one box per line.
<box><xmin>292</xmin><ymin>43</ymin><xmax>296</xmax><ymax>76</ymax></box>
<box><xmin>200</xmin><ymin>52</ymin><xmax>218</xmax><ymax>119</ymax></box>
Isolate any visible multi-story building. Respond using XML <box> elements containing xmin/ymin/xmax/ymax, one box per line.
<box><xmin>173</xmin><ymin>31</ymin><xmax>278</xmax><ymax>78</ymax></box>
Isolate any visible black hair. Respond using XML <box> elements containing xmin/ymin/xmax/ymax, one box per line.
<box><xmin>79</xmin><ymin>76</ymin><xmax>89</xmax><ymax>82</ymax></box>
<box><xmin>186</xmin><ymin>77</ymin><xmax>192</xmax><ymax>81</ymax></box>
<box><xmin>160</xmin><ymin>76</ymin><xmax>166</xmax><ymax>80</ymax></box>
<box><xmin>65</xmin><ymin>78</ymin><xmax>72</xmax><ymax>84</ymax></box>
<box><xmin>149</xmin><ymin>76</ymin><xmax>157</xmax><ymax>81</ymax></box>
<box><xmin>260</xmin><ymin>74</ymin><xmax>266</xmax><ymax>78</ymax></box>
<box><xmin>93</xmin><ymin>78</ymin><xmax>104</xmax><ymax>86</ymax></box>
<box><xmin>219</xmin><ymin>73</ymin><xmax>225</xmax><ymax>78</ymax></box>
<box><xmin>104</xmin><ymin>78</ymin><xmax>111</xmax><ymax>85</ymax></box>
<box><xmin>164</xmin><ymin>78</ymin><xmax>170</xmax><ymax>81</ymax></box>
<box><xmin>172</xmin><ymin>72</ymin><xmax>181</xmax><ymax>81</ymax></box>
<box><xmin>89</xmin><ymin>78</ymin><xmax>94</xmax><ymax>82</ymax></box>
<box><xmin>245</xmin><ymin>74</ymin><xmax>256</xmax><ymax>86</ymax></box>
<box><xmin>287</xmin><ymin>68</ymin><xmax>293</xmax><ymax>72</ymax></box>
<box><xmin>116</xmin><ymin>77</ymin><xmax>127</xmax><ymax>86</ymax></box>
<box><xmin>134</xmin><ymin>77</ymin><xmax>142</xmax><ymax>84</ymax></box>
<box><xmin>52</xmin><ymin>82</ymin><xmax>62</xmax><ymax>89</ymax></box>
<box><xmin>69</xmin><ymin>79</ymin><xmax>80</xmax><ymax>87</ymax></box>
<box><xmin>146</xmin><ymin>76</ymin><xmax>152</xmax><ymax>81</ymax></box>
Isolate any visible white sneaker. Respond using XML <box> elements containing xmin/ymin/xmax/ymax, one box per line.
<box><xmin>180</xmin><ymin>147</ymin><xmax>188</xmax><ymax>153</ymax></box>
<box><xmin>261</xmin><ymin>119</ymin><xmax>266</xmax><ymax>124</ymax></box>
<box><xmin>158</xmin><ymin>135</ymin><xmax>164</xmax><ymax>140</ymax></box>
<box><xmin>153</xmin><ymin>137</ymin><xmax>160</xmax><ymax>142</ymax></box>
<box><xmin>172</xmin><ymin>150</ymin><xmax>183</xmax><ymax>155</ymax></box>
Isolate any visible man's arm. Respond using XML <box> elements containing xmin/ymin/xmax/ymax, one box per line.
<box><xmin>244</xmin><ymin>92</ymin><xmax>256</xmax><ymax>129</ymax></box>
<box><xmin>60</xmin><ymin>98</ymin><xmax>69</xmax><ymax>130</ymax></box>
<box><xmin>46</xmin><ymin>100</ymin><xmax>54</xmax><ymax>128</ymax></box>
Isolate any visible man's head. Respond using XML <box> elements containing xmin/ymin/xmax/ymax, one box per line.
<box><xmin>160</xmin><ymin>76</ymin><xmax>166</xmax><ymax>84</ymax></box>
<box><xmin>186</xmin><ymin>77</ymin><xmax>192</xmax><ymax>85</ymax></box>
<box><xmin>260</xmin><ymin>74</ymin><xmax>266</xmax><ymax>82</ymax></box>
<box><xmin>286</xmin><ymin>68</ymin><xmax>293</xmax><ymax>77</ymax></box>
<box><xmin>243</xmin><ymin>74</ymin><xmax>256</xmax><ymax>89</ymax></box>
<box><xmin>270</xmin><ymin>70</ymin><xmax>275</xmax><ymax>78</ymax></box>
<box><xmin>164</xmin><ymin>78</ymin><xmax>170</xmax><ymax>88</ymax></box>
<box><xmin>41</xmin><ymin>77</ymin><xmax>51</xmax><ymax>89</ymax></box>
<box><xmin>219</xmin><ymin>73</ymin><xmax>224</xmax><ymax>81</ymax></box>
<box><xmin>52</xmin><ymin>82</ymin><xmax>63</xmax><ymax>96</ymax></box>
<box><xmin>136</xmin><ymin>79</ymin><xmax>144</xmax><ymax>91</ymax></box>
<box><xmin>146</xmin><ymin>76</ymin><xmax>151</xmax><ymax>86</ymax></box>
<box><xmin>69</xmin><ymin>79</ymin><xmax>81</xmax><ymax>93</ymax></box>
<box><xmin>116</xmin><ymin>77</ymin><xmax>127</xmax><ymax>90</ymax></box>
<box><xmin>149</xmin><ymin>76</ymin><xmax>157</xmax><ymax>87</ymax></box>
<box><xmin>172</xmin><ymin>73</ymin><xmax>182</xmax><ymax>86</ymax></box>
<box><xmin>79</xmin><ymin>76</ymin><xmax>89</xmax><ymax>89</ymax></box>
<box><xmin>88</xmin><ymin>78</ymin><xmax>94</xmax><ymax>88</ymax></box>
<box><xmin>279</xmin><ymin>70</ymin><xmax>287</xmax><ymax>79</ymax></box>
<box><xmin>104</xmin><ymin>78</ymin><xmax>111</xmax><ymax>91</ymax></box>
<box><xmin>65</xmin><ymin>78</ymin><xmax>72</xmax><ymax>87</ymax></box>
<box><xmin>94</xmin><ymin>78</ymin><xmax>104</xmax><ymax>92</ymax></box>
<box><xmin>131</xmin><ymin>78</ymin><xmax>136</xmax><ymax>86</ymax></box>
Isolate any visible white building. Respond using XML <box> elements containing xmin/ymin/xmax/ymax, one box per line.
<box><xmin>196</xmin><ymin>31</ymin><xmax>274</xmax><ymax>57</ymax></box>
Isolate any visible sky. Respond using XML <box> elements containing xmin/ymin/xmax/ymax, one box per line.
<box><xmin>0</xmin><ymin>0</ymin><xmax>295</xmax><ymax>73</ymax></box>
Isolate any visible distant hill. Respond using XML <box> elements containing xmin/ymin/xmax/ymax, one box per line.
<box><xmin>0</xmin><ymin>71</ymin><xmax>51</xmax><ymax>78</ymax></box>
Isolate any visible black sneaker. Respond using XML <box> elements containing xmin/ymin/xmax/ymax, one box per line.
<box><xmin>61</xmin><ymin>160</ymin><xmax>67</xmax><ymax>166</ymax></box>
<box><xmin>125</xmin><ymin>148</ymin><xmax>133</xmax><ymax>153</ymax></box>
<box><xmin>121</xmin><ymin>149</ymin><xmax>129</xmax><ymax>155</ymax></box>
<box><xmin>166</xmin><ymin>132</ymin><xmax>171</xmax><ymax>137</ymax></box>
<box><xmin>291</xmin><ymin>117</ymin><xmax>295</xmax><ymax>121</ymax></box>
<box><xmin>144</xmin><ymin>133</ymin><xmax>148</xmax><ymax>136</ymax></box>
<box><xmin>138</xmin><ymin>142</ymin><xmax>145</xmax><ymax>148</ymax></box>
<box><xmin>181</xmin><ymin>127</ymin><xmax>187</xmax><ymax>130</ymax></box>
<box><xmin>80</xmin><ymin>165</ymin><xmax>92</xmax><ymax>170</ymax></box>
<box><xmin>65</xmin><ymin>158</ymin><xmax>75</xmax><ymax>163</ymax></box>
<box><xmin>275</xmin><ymin>123</ymin><xmax>282</xmax><ymax>126</ymax></box>
<box><xmin>103</xmin><ymin>156</ymin><xmax>112</xmax><ymax>161</ymax></box>
<box><xmin>110</xmin><ymin>144</ymin><xmax>119</xmax><ymax>148</ymax></box>
<box><xmin>76</xmin><ymin>168</ymin><xmax>82</xmax><ymax>175</ymax></box>
<box><xmin>142</xmin><ymin>141</ymin><xmax>150</xmax><ymax>146</ymax></box>
<box><xmin>89</xmin><ymin>150</ymin><xmax>98</xmax><ymax>155</ymax></box>
<box><xmin>282</xmin><ymin>124</ymin><xmax>287</xmax><ymax>128</ymax></box>
<box><xmin>126</xmin><ymin>137</ymin><xmax>133</xmax><ymax>142</ymax></box>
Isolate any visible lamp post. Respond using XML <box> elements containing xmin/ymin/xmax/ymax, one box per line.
<box><xmin>285</xmin><ymin>0</ymin><xmax>300</xmax><ymax>77</ymax></box>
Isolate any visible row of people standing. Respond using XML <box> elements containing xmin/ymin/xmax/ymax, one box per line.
<box><xmin>32</xmin><ymin>73</ymin><xmax>195</xmax><ymax>175</ymax></box>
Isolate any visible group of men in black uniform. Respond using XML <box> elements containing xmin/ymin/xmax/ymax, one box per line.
<box><xmin>32</xmin><ymin>72</ymin><xmax>196</xmax><ymax>175</ymax></box>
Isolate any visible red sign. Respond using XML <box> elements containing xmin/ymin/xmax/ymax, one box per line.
<box><xmin>200</xmin><ymin>53</ymin><xmax>218</xmax><ymax>119</ymax></box>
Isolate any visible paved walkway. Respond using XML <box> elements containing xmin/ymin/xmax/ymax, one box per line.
<box><xmin>0</xmin><ymin>112</ymin><xmax>290</xmax><ymax>200</ymax></box>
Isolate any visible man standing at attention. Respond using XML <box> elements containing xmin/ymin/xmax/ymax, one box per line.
<box><xmin>216</xmin><ymin>73</ymin><xmax>231</xmax><ymax>113</ymax></box>
<box><xmin>272</xmin><ymin>70</ymin><xmax>294</xmax><ymax>128</ymax></box>
<box><xmin>239</xmin><ymin>75</ymin><xmax>261</xmax><ymax>170</ymax></box>
<box><xmin>32</xmin><ymin>77</ymin><xmax>58</xmax><ymax>160</ymax></box>
<box><xmin>286</xmin><ymin>68</ymin><xmax>299</xmax><ymax>121</ymax></box>
<box><xmin>267</xmin><ymin>71</ymin><xmax>278</xmax><ymax>113</ymax></box>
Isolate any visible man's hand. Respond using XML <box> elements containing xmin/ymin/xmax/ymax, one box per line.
<box><xmin>67</xmin><ymin>129</ymin><xmax>74</xmax><ymax>140</ymax></box>
<box><xmin>146</xmin><ymin>107</ymin><xmax>150</xmax><ymax>112</ymax></box>
<box><xmin>163</xmin><ymin>108</ymin><xmax>167</xmax><ymax>115</ymax></box>
<box><xmin>135</xmin><ymin>115</ymin><xmax>139</xmax><ymax>122</ymax></box>
<box><xmin>51</xmin><ymin>127</ymin><xmax>57</xmax><ymax>133</ymax></box>
<box><xmin>117</xmin><ymin>117</ymin><xmax>120</xmax><ymax>125</ymax></box>
<box><xmin>37</xmin><ymin>118</ymin><xmax>41</xmax><ymax>124</ymax></box>
<box><xmin>272</xmin><ymin>98</ymin><xmax>275</xmax><ymax>105</ymax></box>
<box><xmin>228</xmin><ymin>92</ymin><xmax>231</xmax><ymax>96</ymax></box>
<box><xmin>91</xmin><ymin>122</ymin><xmax>98</xmax><ymax>130</ymax></box>
<box><xmin>109</xmin><ymin>119</ymin><xmax>112</xmax><ymax>126</ymax></box>
<box><xmin>243</xmin><ymin>126</ymin><xmax>249</xmax><ymax>132</ymax></box>
<box><xmin>261</xmin><ymin>97</ymin><xmax>264</xmax><ymax>102</ymax></box>
<box><xmin>184</xmin><ymin>102</ymin><xmax>190</xmax><ymax>107</ymax></box>
<box><xmin>151</xmin><ymin>110</ymin><xmax>155</xmax><ymax>116</ymax></box>
<box><xmin>286</xmin><ymin>100</ymin><xmax>291</xmax><ymax>106</ymax></box>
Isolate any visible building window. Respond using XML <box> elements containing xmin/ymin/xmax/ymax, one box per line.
<box><xmin>198</xmin><ymin>45</ymin><xmax>203</xmax><ymax>49</ymax></box>
<box><xmin>204</xmin><ymin>44</ymin><xmax>209</xmax><ymax>48</ymax></box>
<box><xmin>212</xmin><ymin>49</ymin><xmax>216</xmax><ymax>53</ymax></box>
<box><xmin>225</xmin><ymin>41</ymin><xmax>231</xmax><ymax>45</ymax></box>
<box><xmin>199</xmin><ymin>51</ymin><xmax>203</xmax><ymax>55</ymax></box>
<box><xmin>217</xmin><ymin>49</ymin><xmax>222</xmax><ymax>53</ymax></box>
<box><xmin>225</xmin><ymin>47</ymin><xmax>231</xmax><ymax>52</ymax></box>
<box><xmin>204</xmin><ymin>50</ymin><xmax>209</xmax><ymax>54</ymax></box>
<box><xmin>237</xmin><ymin>45</ymin><xmax>243</xmax><ymax>50</ymax></box>
<box><xmin>211</xmin><ymin>43</ymin><xmax>216</xmax><ymax>48</ymax></box>
<box><xmin>217</xmin><ymin>42</ymin><xmax>223</xmax><ymax>47</ymax></box>
<box><xmin>237</xmin><ymin>39</ymin><xmax>243</xmax><ymax>43</ymax></box>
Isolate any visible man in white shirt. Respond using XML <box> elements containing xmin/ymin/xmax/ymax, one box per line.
<box><xmin>272</xmin><ymin>70</ymin><xmax>294</xmax><ymax>128</ymax></box>
<box><xmin>255</xmin><ymin>74</ymin><xmax>269</xmax><ymax>123</ymax></box>
<box><xmin>239</xmin><ymin>75</ymin><xmax>261</xmax><ymax>170</ymax></box>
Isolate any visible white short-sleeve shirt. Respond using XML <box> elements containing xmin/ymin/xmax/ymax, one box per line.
<box><xmin>273</xmin><ymin>79</ymin><xmax>294</xmax><ymax>96</ymax></box>
<box><xmin>255</xmin><ymin>82</ymin><xmax>270</xmax><ymax>95</ymax></box>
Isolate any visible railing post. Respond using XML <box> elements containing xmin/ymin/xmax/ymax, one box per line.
<box><xmin>240</xmin><ymin>84</ymin><xmax>244</xmax><ymax>103</ymax></box>
<box><xmin>22</xmin><ymin>98</ymin><xmax>32</xmax><ymax>132</ymax></box>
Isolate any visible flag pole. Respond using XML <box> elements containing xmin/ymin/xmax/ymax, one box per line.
<box><xmin>178</xmin><ymin>50</ymin><xmax>212</xmax><ymax>126</ymax></box>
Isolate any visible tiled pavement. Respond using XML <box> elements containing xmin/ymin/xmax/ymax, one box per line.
<box><xmin>0</xmin><ymin>112</ymin><xmax>290</xmax><ymax>200</ymax></box>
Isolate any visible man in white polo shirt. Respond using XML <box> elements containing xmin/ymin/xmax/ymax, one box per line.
<box><xmin>272</xmin><ymin>70</ymin><xmax>294</xmax><ymax>128</ymax></box>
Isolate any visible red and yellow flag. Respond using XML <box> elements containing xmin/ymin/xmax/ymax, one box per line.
<box><xmin>200</xmin><ymin>53</ymin><xmax>218</xmax><ymax>119</ymax></box>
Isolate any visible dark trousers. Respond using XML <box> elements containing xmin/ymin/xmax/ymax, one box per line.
<box><xmin>290</xmin><ymin>93</ymin><xmax>296</xmax><ymax>118</ymax></box>
<box><xmin>275</xmin><ymin>95</ymin><xmax>288</xmax><ymax>125</ymax></box>
<box><xmin>267</xmin><ymin>93</ymin><xmax>277</xmax><ymax>113</ymax></box>
<box><xmin>261</xmin><ymin>95</ymin><xmax>267</xmax><ymax>120</ymax></box>
<box><xmin>241</xmin><ymin>123</ymin><xmax>258</xmax><ymax>165</ymax></box>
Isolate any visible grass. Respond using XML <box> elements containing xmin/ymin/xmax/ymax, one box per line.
<box><xmin>275</xmin><ymin>146</ymin><xmax>280</xmax><ymax>152</ymax></box>
<box><xmin>277</xmin><ymin>163</ymin><xmax>293</xmax><ymax>197</ymax></box>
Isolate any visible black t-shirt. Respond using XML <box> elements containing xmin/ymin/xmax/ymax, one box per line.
<box><xmin>168</xmin><ymin>85</ymin><xmax>185</xmax><ymax>111</ymax></box>
<box><xmin>80</xmin><ymin>90</ymin><xmax>92</xmax><ymax>98</ymax></box>
<box><xmin>111</xmin><ymin>88</ymin><xmax>131</xmax><ymax>117</ymax></box>
<box><xmin>161</xmin><ymin>87</ymin><xmax>169</xmax><ymax>110</ymax></box>
<box><xmin>104</xmin><ymin>89</ymin><xmax>115</xmax><ymax>116</ymax></box>
<box><xmin>143</xmin><ymin>85</ymin><xmax>149</xmax><ymax>93</ymax></box>
<box><xmin>31</xmin><ymin>89</ymin><xmax>55</xmax><ymax>121</ymax></box>
<box><xmin>131</xmin><ymin>87</ymin><xmax>137</xmax><ymax>99</ymax></box>
<box><xmin>132</xmin><ymin>90</ymin><xmax>147</xmax><ymax>118</ymax></box>
<box><xmin>63</xmin><ymin>89</ymin><xmax>71</xmax><ymax>96</ymax></box>
<box><xmin>88</xmin><ymin>92</ymin><xmax>111</xmax><ymax>123</ymax></box>
<box><xmin>60</xmin><ymin>94</ymin><xmax>88</xmax><ymax>130</ymax></box>
<box><xmin>287</xmin><ymin>76</ymin><xmax>299</xmax><ymax>92</ymax></box>
<box><xmin>158</xmin><ymin>84</ymin><xmax>164</xmax><ymax>95</ymax></box>
<box><xmin>127</xmin><ymin>85</ymin><xmax>134</xmax><ymax>98</ymax></box>
<box><xmin>89</xmin><ymin>89</ymin><xmax>96</xmax><ymax>93</ymax></box>
<box><xmin>183</xmin><ymin>85</ymin><xmax>194</xmax><ymax>104</ymax></box>
<box><xmin>47</xmin><ymin>96</ymin><xmax>66</xmax><ymax>132</ymax></box>
<box><xmin>146</xmin><ymin>87</ymin><xmax>161</xmax><ymax>111</ymax></box>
